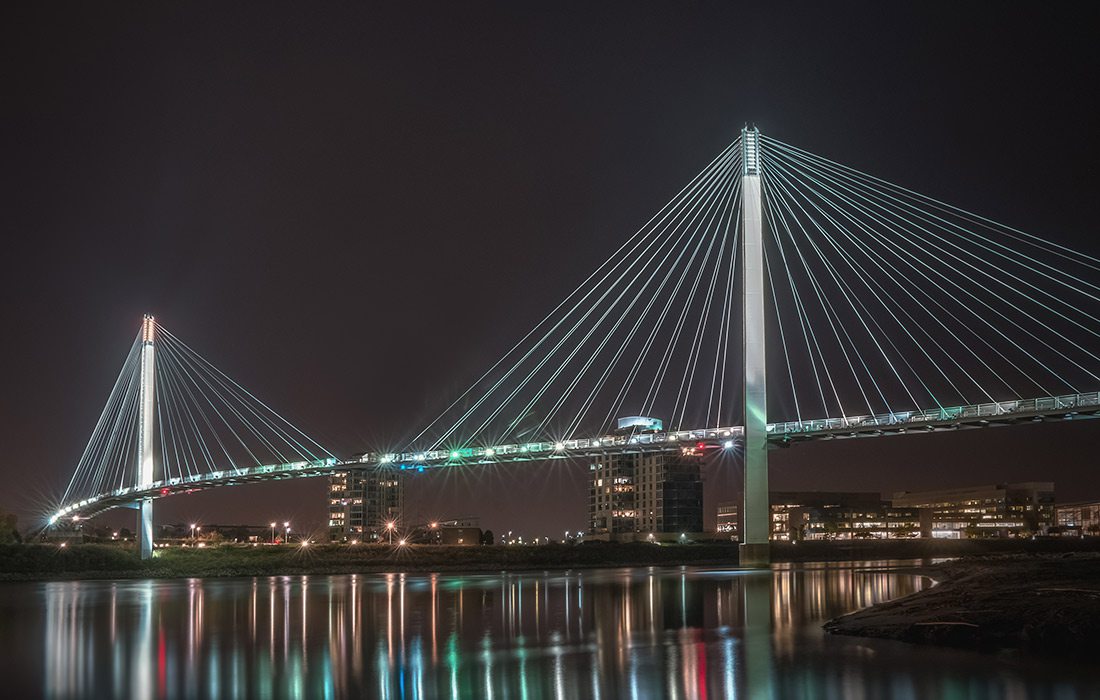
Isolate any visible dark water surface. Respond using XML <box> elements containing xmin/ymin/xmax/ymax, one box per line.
<box><xmin>1</xmin><ymin>561</ymin><xmax>1097</xmax><ymax>698</ymax></box>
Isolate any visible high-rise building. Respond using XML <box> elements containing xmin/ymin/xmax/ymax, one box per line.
<box><xmin>588</xmin><ymin>455</ymin><xmax>637</xmax><ymax>536</ymax></box>
<box><xmin>589</xmin><ymin>450</ymin><xmax>703</xmax><ymax>539</ymax></box>
<box><xmin>891</xmin><ymin>482</ymin><xmax>1054</xmax><ymax>538</ymax></box>
<box><xmin>329</xmin><ymin>467</ymin><xmax>404</xmax><ymax>542</ymax></box>
<box><xmin>635</xmin><ymin>452</ymin><xmax>704</xmax><ymax>535</ymax></box>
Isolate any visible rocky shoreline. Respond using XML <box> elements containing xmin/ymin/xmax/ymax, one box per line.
<box><xmin>824</xmin><ymin>553</ymin><xmax>1100</xmax><ymax>658</ymax></box>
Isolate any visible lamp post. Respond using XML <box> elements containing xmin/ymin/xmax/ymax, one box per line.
<box><xmin>270</xmin><ymin>522</ymin><xmax>276</xmax><ymax>544</ymax></box>
<box><xmin>284</xmin><ymin>521</ymin><xmax>290</xmax><ymax>544</ymax></box>
<box><xmin>190</xmin><ymin>523</ymin><xmax>196</xmax><ymax>542</ymax></box>
<box><xmin>386</xmin><ymin>521</ymin><xmax>395</xmax><ymax>545</ymax></box>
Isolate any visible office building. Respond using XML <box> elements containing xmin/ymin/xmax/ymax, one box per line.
<box><xmin>422</xmin><ymin>518</ymin><xmax>484</xmax><ymax>545</ymax></box>
<box><xmin>891</xmin><ymin>482</ymin><xmax>1054</xmax><ymax>538</ymax></box>
<box><xmin>768</xmin><ymin>491</ymin><xmax>883</xmax><ymax>541</ymax></box>
<box><xmin>329</xmin><ymin>467</ymin><xmax>404</xmax><ymax>542</ymax></box>
<box><xmin>1055</xmin><ymin>500</ymin><xmax>1100</xmax><ymax>536</ymax></box>
<box><xmin>799</xmin><ymin>503</ymin><xmax>930</xmax><ymax>540</ymax></box>
<box><xmin>716</xmin><ymin>502</ymin><xmax>739</xmax><ymax>540</ymax></box>
<box><xmin>716</xmin><ymin>491</ymin><xmax>930</xmax><ymax>541</ymax></box>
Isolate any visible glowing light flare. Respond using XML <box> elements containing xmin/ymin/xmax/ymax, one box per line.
<box><xmin>141</xmin><ymin>314</ymin><xmax>156</xmax><ymax>343</ymax></box>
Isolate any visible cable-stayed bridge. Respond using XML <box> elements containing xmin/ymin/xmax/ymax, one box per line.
<box><xmin>49</xmin><ymin>126</ymin><xmax>1100</xmax><ymax>563</ymax></box>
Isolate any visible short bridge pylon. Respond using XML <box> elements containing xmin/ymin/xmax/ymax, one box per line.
<box><xmin>53</xmin><ymin>315</ymin><xmax>335</xmax><ymax>554</ymax></box>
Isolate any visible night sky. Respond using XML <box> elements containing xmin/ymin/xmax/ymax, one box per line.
<box><xmin>3</xmin><ymin>3</ymin><xmax>1098</xmax><ymax>538</ymax></box>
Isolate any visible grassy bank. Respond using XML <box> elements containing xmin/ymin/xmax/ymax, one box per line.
<box><xmin>0</xmin><ymin>542</ymin><xmax>741</xmax><ymax>580</ymax></box>
<box><xmin>3</xmin><ymin>538</ymin><xmax>1100</xmax><ymax>581</ymax></box>
<box><xmin>824</xmin><ymin>553</ymin><xmax>1100</xmax><ymax>658</ymax></box>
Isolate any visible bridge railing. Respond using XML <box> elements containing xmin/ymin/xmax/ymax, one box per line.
<box><xmin>355</xmin><ymin>392</ymin><xmax>1100</xmax><ymax>469</ymax></box>
<box><xmin>771</xmin><ymin>392</ymin><xmax>1100</xmax><ymax>436</ymax></box>
<box><xmin>51</xmin><ymin>457</ymin><xmax>339</xmax><ymax>523</ymax></box>
<box><xmin>52</xmin><ymin>392</ymin><xmax>1099</xmax><ymax>523</ymax></box>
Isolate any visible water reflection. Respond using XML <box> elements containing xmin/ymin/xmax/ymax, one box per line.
<box><xmin>0</xmin><ymin>561</ymin><xmax>1090</xmax><ymax>698</ymax></box>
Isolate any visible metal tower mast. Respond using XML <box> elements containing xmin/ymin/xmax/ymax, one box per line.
<box><xmin>740</xmin><ymin>126</ymin><xmax>770</xmax><ymax>566</ymax></box>
<box><xmin>136</xmin><ymin>314</ymin><xmax>156</xmax><ymax>560</ymax></box>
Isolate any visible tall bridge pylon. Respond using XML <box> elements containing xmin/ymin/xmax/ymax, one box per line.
<box><xmin>136</xmin><ymin>315</ymin><xmax>156</xmax><ymax>559</ymax></box>
<box><xmin>740</xmin><ymin>126</ymin><xmax>769</xmax><ymax>565</ymax></box>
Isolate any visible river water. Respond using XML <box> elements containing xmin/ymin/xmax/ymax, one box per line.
<box><xmin>1</xmin><ymin>561</ymin><xmax>1096</xmax><ymax>698</ymax></box>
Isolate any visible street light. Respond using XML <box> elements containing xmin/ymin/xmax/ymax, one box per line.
<box><xmin>190</xmin><ymin>523</ymin><xmax>197</xmax><ymax>541</ymax></box>
<box><xmin>386</xmin><ymin>521</ymin><xmax>395</xmax><ymax>545</ymax></box>
<box><xmin>284</xmin><ymin>521</ymin><xmax>290</xmax><ymax>543</ymax></box>
<box><xmin>270</xmin><ymin>522</ymin><xmax>276</xmax><ymax>544</ymax></box>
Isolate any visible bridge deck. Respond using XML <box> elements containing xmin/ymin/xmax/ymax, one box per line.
<box><xmin>51</xmin><ymin>392</ymin><xmax>1099</xmax><ymax>523</ymax></box>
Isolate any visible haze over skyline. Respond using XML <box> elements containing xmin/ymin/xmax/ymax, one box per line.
<box><xmin>4</xmin><ymin>3</ymin><xmax>1098</xmax><ymax>537</ymax></box>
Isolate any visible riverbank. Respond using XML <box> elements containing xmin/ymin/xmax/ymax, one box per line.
<box><xmin>0</xmin><ymin>542</ymin><xmax>744</xmax><ymax>580</ymax></box>
<box><xmin>824</xmin><ymin>553</ymin><xmax>1100</xmax><ymax>658</ymax></box>
<box><xmin>4</xmin><ymin>538</ymin><xmax>1100</xmax><ymax>581</ymax></box>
